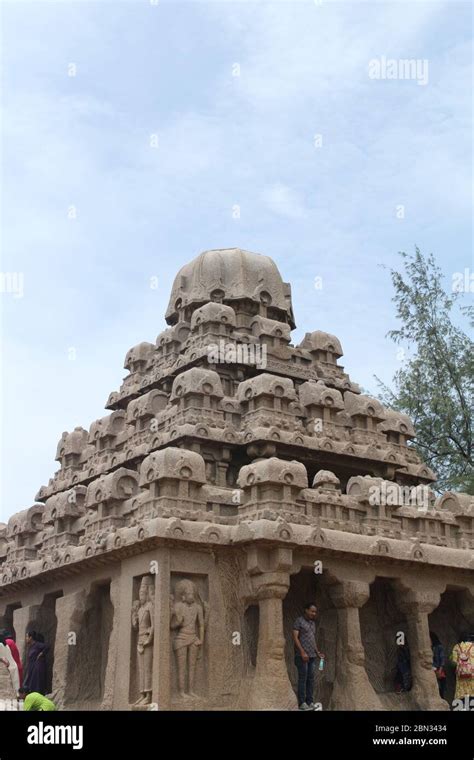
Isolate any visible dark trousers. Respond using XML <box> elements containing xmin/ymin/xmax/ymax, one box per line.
<box><xmin>295</xmin><ymin>654</ymin><xmax>316</xmax><ymax>706</ymax></box>
<box><xmin>437</xmin><ymin>677</ymin><xmax>446</xmax><ymax>700</ymax></box>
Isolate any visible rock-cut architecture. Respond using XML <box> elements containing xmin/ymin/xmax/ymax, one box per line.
<box><xmin>0</xmin><ymin>248</ymin><xmax>473</xmax><ymax>711</ymax></box>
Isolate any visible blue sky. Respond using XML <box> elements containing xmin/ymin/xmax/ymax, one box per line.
<box><xmin>1</xmin><ymin>0</ymin><xmax>472</xmax><ymax>521</ymax></box>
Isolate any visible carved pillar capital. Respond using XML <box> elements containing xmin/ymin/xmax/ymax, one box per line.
<box><xmin>252</xmin><ymin>576</ymin><xmax>290</xmax><ymax>600</ymax></box>
<box><xmin>396</xmin><ymin>588</ymin><xmax>441</xmax><ymax>616</ymax></box>
<box><xmin>329</xmin><ymin>580</ymin><xmax>371</xmax><ymax>609</ymax></box>
<box><xmin>246</xmin><ymin>545</ymin><xmax>293</xmax><ymax>599</ymax></box>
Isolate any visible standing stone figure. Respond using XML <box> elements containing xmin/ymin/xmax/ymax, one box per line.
<box><xmin>131</xmin><ymin>575</ymin><xmax>154</xmax><ymax>706</ymax></box>
<box><xmin>170</xmin><ymin>579</ymin><xmax>206</xmax><ymax>698</ymax></box>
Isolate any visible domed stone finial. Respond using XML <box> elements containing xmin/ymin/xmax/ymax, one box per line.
<box><xmin>165</xmin><ymin>248</ymin><xmax>296</xmax><ymax>328</ymax></box>
<box><xmin>312</xmin><ymin>470</ymin><xmax>341</xmax><ymax>490</ymax></box>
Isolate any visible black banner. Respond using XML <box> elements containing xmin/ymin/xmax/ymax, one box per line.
<box><xmin>0</xmin><ymin>710</ymin><xmax>472</xmax><ymax>758</ymax></box>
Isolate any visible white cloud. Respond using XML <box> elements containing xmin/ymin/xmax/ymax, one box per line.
<box><xmin>261</xmin><ymin>182</ymin><xmax>308</xmax><ymax>218</ymax></box>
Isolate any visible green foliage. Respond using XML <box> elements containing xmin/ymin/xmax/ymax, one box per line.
<box><xmin>376</xmin><ymin>248</ymin><xmax>473</xmax><ymax>493</ymax></box>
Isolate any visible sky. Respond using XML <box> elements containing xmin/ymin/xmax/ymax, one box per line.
<box><xmin>1</xmin><ymin>0</ymin><xmax>472</xmax><ymax>522</ymax></box>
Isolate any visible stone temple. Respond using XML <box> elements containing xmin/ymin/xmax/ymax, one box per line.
<box><xmin>0</xmin><ymin>248</ymin><xmax>473</xmax><ymax>711</ymax></box>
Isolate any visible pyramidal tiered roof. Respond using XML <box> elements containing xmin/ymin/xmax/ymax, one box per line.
<box><xmin>1</xmin><ymin>249</ymin><xmax>473</xmax><ymax>589</ymax></box>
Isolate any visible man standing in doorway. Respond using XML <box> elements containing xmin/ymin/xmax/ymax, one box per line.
<box><xmin>292</xmin><ymin>603</ymin><xmax>325</xmax><ymax>711</ymax></box>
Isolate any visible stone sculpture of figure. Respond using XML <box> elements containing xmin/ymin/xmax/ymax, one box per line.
<box><xmin>131</xmin><ymin>575</ymin><xmax>154</xmax><ymax>706</ymax></box>
<box><xmin>170</xmin><ymin>579</ymin><xmax>206</xmax><ymax>698</ymax></box>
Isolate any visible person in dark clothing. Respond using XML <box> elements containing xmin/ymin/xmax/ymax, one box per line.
<box><xmin>430</xmin><ymin>631</ymin><xmax>447</xmax><ymax>699</ymax></box>
<box><xmin>22</xmin><ymin>630</ymin><xmax>48</xmax><ymax>695</ymax></box>
<box><xmin>395</xmin><ymin>641</ymin><xmax>412</xmax><ymax>693</ymax></box>
<box><xmin>292</xmin><ymin>602</ymin><xmax>325</xmax><ymax>711</ymax></box>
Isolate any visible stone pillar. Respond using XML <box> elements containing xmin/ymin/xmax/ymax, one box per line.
<box><xmin>50</xmin><ymin>590</ymin><xmax>88</xmax><ymax>708</ymax></box>
<box><xmin>215</xmin><ymin>461</ymin><xmax>228</xmax><ymax>487</ymax></box>
<box><xmin>396</xmin><ymin>587</ymin><xmax>448</xmax><ymax>711</ymax></box>
<box><xmin>328</xmin><ymin>580</ymin><xmax>383</xmax><ymax>710</ymax></box>
<box><xmin>246</xmin><ymin>546</ymin><xmax>297</xmax><ymax>710</ymax></box>
<box><xmin>13</xmin><ymin>605</ymin><xmax>40</xmax><ymax>668</ymax></box>
<box><xmin>113</xmin><ymin>566</ymin><xmax>134</xmax><ymax>709</ymax></box>
<box><xmin>154</xmin><ymin>552</ymin><xmax>170</xmax><ymax>711</ymax></box>
<box><xmin>101</xmin><ymin>577</ymin><xmax>120</xmax><ymax>709</ymax></box>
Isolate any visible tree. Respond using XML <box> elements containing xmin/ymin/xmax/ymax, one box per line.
<box><xmin>376</xmin><ymin>247</ymin><xmax>473</xmax><ymax>494</ymax></box>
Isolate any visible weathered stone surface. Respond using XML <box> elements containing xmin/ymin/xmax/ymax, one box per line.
<box><xmin>0</xmin><ymin>248</ymin><xmax>472</xmax><ymax>711</ymax></box>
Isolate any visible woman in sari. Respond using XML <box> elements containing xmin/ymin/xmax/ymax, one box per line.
<box><xmin>0</xmin><ymin>629</ymin><xmax>23</xmax><ymax>688</ymax></box>
<box><xmin>22</xmin><ymin>630</ymin><xmax>48</xmax><ymax>695</ymax></box>
<box><xmin>0</xmin><ymin>632</ymin><xmax>20</xmax><ymax>696</ymax></box>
